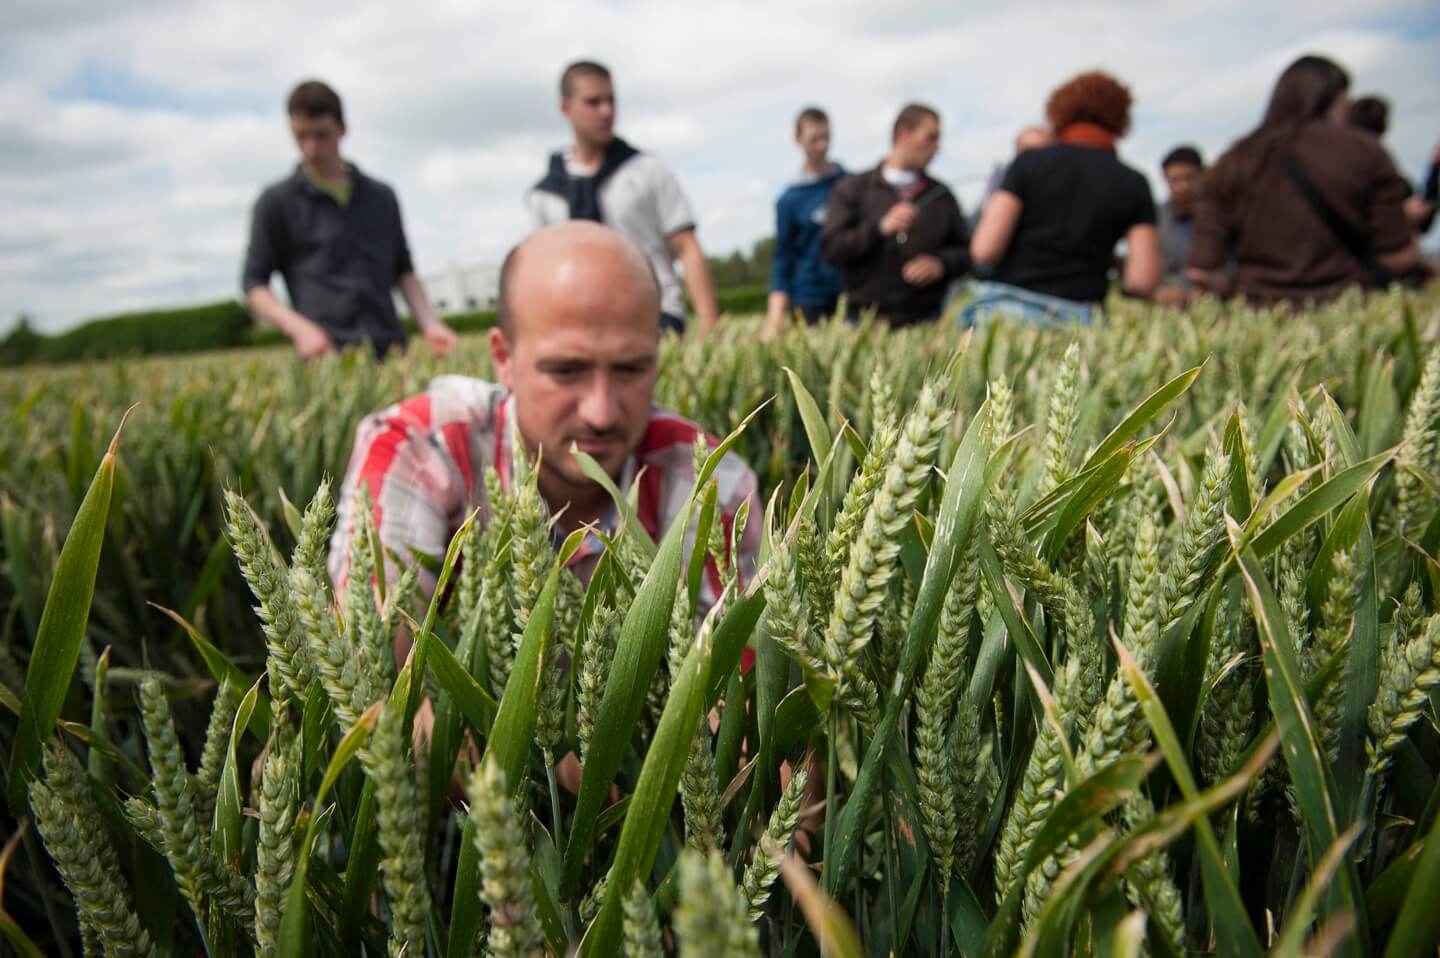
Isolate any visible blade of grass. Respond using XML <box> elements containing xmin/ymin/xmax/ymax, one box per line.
<box><xmin>1232</xmin><ymin>526</ymin><xmax>1368</xmax><ymax>957</ymax></box>
<box><xmin>578</xmin><ymin>593</ymin><xmax>723</xmax><ymax>955</ymax></box>
<box><xmin>7</xmin><ymin>411</ymin><xmax>127</xmax><ymax>813</ymax></box>
<box><xmin>1114</xmin><ymin>637</ymin><xmax>1264</xmax><ymax>958</ymax></box>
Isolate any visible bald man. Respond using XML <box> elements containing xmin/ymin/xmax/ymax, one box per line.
<box><xmin>328</xmin><ymin>221</ymin><xmax>761</xmax><ymax>613</ymax></box>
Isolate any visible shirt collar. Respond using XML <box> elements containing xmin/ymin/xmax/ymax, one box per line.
<box><xmin>291</xmin><ymin>161</ymin><xmax>364</xmax><ymax>196</ymax></box>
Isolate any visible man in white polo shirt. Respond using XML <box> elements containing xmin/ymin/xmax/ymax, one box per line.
<box><xmin>527</xmin><ymin>60</ymin><xmax>719</xmax><ymax>335</ymax></box>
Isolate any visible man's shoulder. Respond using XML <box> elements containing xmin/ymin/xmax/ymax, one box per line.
<box><xmin>832</xmin><ymin>165</ymin><xmax>878</xmax><ymax>198</ymax></box>
<box><xmin>638</xmin><ymin>407</ymin><xmax>758</xmax><ymax>484</ymax></box>
<box><xmin>611</xmin><ymin>151</ymin><xmax>680</xmax><ymax>191</ymax></box>
<box><xmin>255</xmin><ymin>169</ymin><xmax>303</xmax><ymax>208</ymax></box>
<box><xmin>353</xmin><ymin>166</ymin><xmax>401</xmax><ymax>204</ymax></box>
<box><xmin>920</xmin><ymin>171</ymin><xmax>956</xmax><ymax>198</ymax></box>
<box><xmin>364</xmin><ymin>376</ymin><xmax>503</xmax><ymax>436</ymax></box>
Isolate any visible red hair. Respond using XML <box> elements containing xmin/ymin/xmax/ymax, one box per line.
<box><xmin>1046</xmin><ymin>71</ymin><xmax>1133</xmax><ymax>137</ymax></box>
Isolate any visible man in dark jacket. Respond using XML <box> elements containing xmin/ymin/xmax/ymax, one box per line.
<box><xmin>821</xmin><ymin>103</ymin><xmax>970</xmax><ymax>327</ymax></box>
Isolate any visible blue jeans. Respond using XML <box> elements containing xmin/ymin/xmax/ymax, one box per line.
<box><xmin>957</xmin><ymin>281</ymin><xmax>1098</xmax><ymax>327</ymax></box>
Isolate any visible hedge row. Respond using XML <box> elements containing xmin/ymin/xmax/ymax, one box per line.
<box><xmin>2</xmin><ymin>284</ymin><xmax>770</xmax><ymax>367</ymax></box>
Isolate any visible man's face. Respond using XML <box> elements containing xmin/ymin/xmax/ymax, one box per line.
<box><xmin>897</xmin><ymin>116</ymin><xmax>940</xmax><ymax>171</ymax></box>
<box><xmin>796</xmin><ymin>120</ymin><xmax>831</xmax><ymax>167</ymax></box>
<box><xmin>289</xmin><ymin>113</ymin><xmax>344</xmax><ymax>170</ymax></box>
<box><xmin>490</xmin><ymin>265</ymin><xmax>658</xmax><ymax>493</ymax></box>
<box><xmin>562</xmin><ymin>75</ymin><xmax>616</xmax><ymax>146</ymax></box>
<box><xmin>1163</xmin><ymin>161</ymin><xmax>1202</xmax><ymax>214</ymax></box>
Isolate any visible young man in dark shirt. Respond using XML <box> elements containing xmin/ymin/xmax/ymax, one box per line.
<box><xmin>243</xmin><ymin>80</ymin><xmax>456</xmax><ymax>360</ymax></box>
<box><xmin>820</xmin><ymin>103</ymin><xmax>970</xmax><ymax>328</ymax></box>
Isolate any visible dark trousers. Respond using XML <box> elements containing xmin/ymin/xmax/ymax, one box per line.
<box><xmin>796</xmin><ymin>299</ymin><xmax>839</xmax><ymax>326</ymax></box>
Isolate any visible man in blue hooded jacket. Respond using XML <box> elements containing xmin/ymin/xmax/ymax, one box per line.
<box><xmin>763</xmin><ymin>107</ymin><xmax>845</xmax><ymax>337</ymax></box>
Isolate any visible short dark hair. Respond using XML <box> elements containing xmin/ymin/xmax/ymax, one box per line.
<box><xmin>286</xmin><ymin>80</ymin><xmax>344</xmax><ymax>125</ymax></box>
<box><xmin>1349</xmin><ymin>96</ymin><xmax>1389</xmax><ymax>136</ymax></box>
<box><xmin>1161</xmin><ymin>145</ymin><xmax>1204</xmax><ymax>171</ymax></box>
<box><xmin>795</xmin><ymin>106</ymin><xmax>829</xmax><ymax>136</ymax></box>
<box><xmin>561</xmin><ymin>60</ymin><xmax>612</xmax><ymax>99</ymax></box>
<box><xmin>892</xmin><ymin>103</ymin><xmax>939</xmax><ymax>143</ymax></box>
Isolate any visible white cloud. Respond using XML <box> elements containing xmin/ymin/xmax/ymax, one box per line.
<box><xmin>1</xmin><ymin>0</ymin><xmax>1437</xmax><ymax>333</ymax></box>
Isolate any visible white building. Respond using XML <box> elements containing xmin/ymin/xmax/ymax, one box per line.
<box><xmin>401</xmin><ymin>261</ymin><xmax>501</xmax><ymax>316</ymax></box>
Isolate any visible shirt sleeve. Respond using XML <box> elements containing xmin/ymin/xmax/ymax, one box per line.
<box><xmin>1132</xmin><ymin>173</ymin><xmax>1158</xmax><ymax>227</ymax></box>
<box><xmin>391</xmin><ymin>190</ymin><xmax>416</xmax><ymax>280</ymax></box>
<box><xmin>241</xmin><ymin>190</ymin><xmax>283</xmax><ymax>294</ymax></box>
<box><xmin>525</xmin><ymin>189</ymin><xmax>554</xmax><ymax>229</ymax></box>
<box><xmin>998</xmin><ymin>154</ymin><xmax>1032</xmax><ymax>200</ymax></box>
<box><xmin>327</xmin><ymin>396</ymin><xmax>468</xmax><ymax>603</ymax></box>
<box><xmin>651</xmin><ymin>161</ymin><xmax>697</xmax><ymax>237</ymax></box>
<box><xmin>1367</xmin><ymin>149</ymin><xmax>1416</xmax><ymax>254</ymax></box>
<box><xmin>770</xmin><ymin>195</ymin><xmax>797</xmax><ymax>294</ymax></box>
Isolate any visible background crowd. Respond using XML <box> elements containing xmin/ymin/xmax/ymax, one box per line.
<box><xmin>243</xmin><ymin>52</ymin><xmax>1440</xmax><ymax>359</ymax></box>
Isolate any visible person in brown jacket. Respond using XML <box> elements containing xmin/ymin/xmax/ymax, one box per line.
<box><xmin>820</xmin><ymin>103</ymin><xmax>970</xmax><ymax>327</ymax></box>
<box><xmin>1187</xmin><ymin>55</ymin><xmax>1419</xmax><ymax>305</ymax></box>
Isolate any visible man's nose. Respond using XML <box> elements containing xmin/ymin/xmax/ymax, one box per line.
<box><xmin>578</xmin><ymin>376</ymin><xmax>621</xmax><ymax>430</ymax></box>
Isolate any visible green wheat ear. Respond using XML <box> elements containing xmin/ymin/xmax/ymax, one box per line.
<box><xmin>254</xmin><ymin>725</ymin><xmax>299</xmax><ymax>956</ymax></box>
<box><xmin>360</xmin><ymin>701</ymin><xmax>431</xmax><ymax>957</ymax></box>
<box><xmin>623</xmin><ymin>878</ymin><xmax>664</xmax><ymax>958</ymax></box>
<box><xmin>32</xmin><ymin>743</ymin><xmax>156</xmax><ymax>958</ymax></box>
<box><xmin>674</xmin><ymin>848</ymin><xmax>759</xmax><ymax>957</ymax></box>
<box><xmin>740</xmin><ymin>766</ymin><xmax>808</xmax><ymax>922</ymax></box>
<box><xmin>468</xmin><ymin>753</ymin><xmax>544</xmax><ymax>958</ymax></box>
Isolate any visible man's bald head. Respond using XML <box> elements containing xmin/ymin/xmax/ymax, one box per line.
<box><xmin>497</xmin><ymin>222</ymin><xmax>660</xmax><ymax>340</ymax></box>
<box><xmin>488</xmin><ymin>222</ymin><xmax>665</xmax><ymax>515</ymax></box>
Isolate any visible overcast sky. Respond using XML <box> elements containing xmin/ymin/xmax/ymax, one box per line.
<box><xmin>3</xmin><ymin>0</ymin><xmax>1438</xmax><ymax>334</ymax></box>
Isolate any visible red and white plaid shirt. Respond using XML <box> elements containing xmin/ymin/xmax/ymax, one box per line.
<box><xmin>328</xmin><ymin>375</ymin><xmax>762</xmax><ymax>612</ymax></box>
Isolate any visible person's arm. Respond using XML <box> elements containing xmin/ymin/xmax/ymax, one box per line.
<box><xmin>397</xmin><ymin>273</ymin><xmax>457</xmax><ymax>357</ymax></box>
<box><xmin>327</xmin><ymin>397</ymin><xmax>467</xmax><ymax>618</ymax></box>
<box><xmin>669</xmin><ymin>229</ymin><xmax>719</xmax><ymax>334</ymax></box>
<box><xmin>1184</xmin><ymin>186</ymin><xmax>1233</xmax><ymax>295</ymax></box>
<box><xmin>764</xmin><ymin>198</ymin><xmax>797</xmax><ymax>339</ymax></box>
<box><xmin>1121</xmin><ymin>224</ymin><xmax>1163</xmax><ymax>298</ymax></box>
<box><xmin>1367</xmin><ymin>147</ymin><xmax>1424</xmax><ymax>274</ymax></box>
<box><xmin>819</xmin><ymin>176</ymin><xmax>881</xmax><ymax>266</ymax></box>
<box><xmin>246</xmin><ymin>286</ymin><xmax>335</xmax><ymax>359</ymax></box>
<box><xmin>970</xmin><ymin>190</ymin><xmax>1021</xmax><ymax>266</ymax></box>
<box><xmin>242</xmin><ymin>192</ymin><xmax>335</xmax><ymax>360</ymax></box>
<box><xmin>1376</xmin><ymin>238</ymin><xmax>1422</xmax><ymax>274</ymax></box>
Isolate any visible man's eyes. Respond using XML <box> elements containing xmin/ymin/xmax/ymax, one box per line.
<box><xmin>542</xmin><ymin>363</ymin><xmax>650</xmax><ymax>380</ymax></box>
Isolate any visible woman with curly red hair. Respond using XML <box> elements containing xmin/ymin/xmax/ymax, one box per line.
<box><xmin>1186</xmin><ymin>55</ymin><xmax>1419</xmax><ymax>304</ymax></box>
<box><xmin>964</xmin><ymin>70</ymin><xmax>1161</xmax><ymax>325</ymax></box>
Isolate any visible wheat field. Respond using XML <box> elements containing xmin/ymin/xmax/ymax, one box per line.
<box><xmin>2</xmin><ymin>290</ymin><xmax>1439</xmax><ymax>956</ymax></box>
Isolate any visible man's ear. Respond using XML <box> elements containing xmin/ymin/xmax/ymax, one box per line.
<box><xmin>489</xmin><ymin>326</ymin><xmax>514</xmax><ymax>389</ymax></box>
